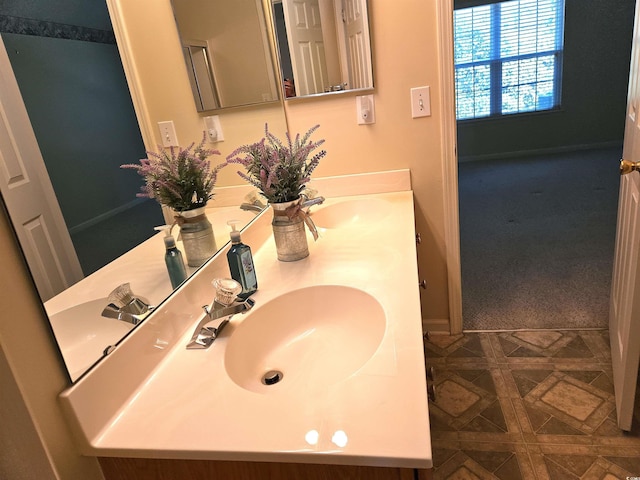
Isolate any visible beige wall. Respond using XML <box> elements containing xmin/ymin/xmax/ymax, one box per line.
<box><xmin>113</xmin><ymin>0</ymin><xmax>452</xmax><ymax>323</ymax></box>
<box><xmin>285</xmin><ymin>1</ymin><xmax>449</xmax><ymax>321</ymax></box>
<box><xmin>0</xmin><ymin>207</ymin><xmax>103</xmax><ymax>479</ymax></box>
<box><xmin>109</xmin><ymin>0</ymin><xmax>289</xmax><ymax>187</ymax></box>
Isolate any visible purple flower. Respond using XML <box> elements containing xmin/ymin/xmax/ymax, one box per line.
<box><xmin>121</xmin><ymin>132</ymin><xmax>226</xmax><ymax>211</ymax></box>
<box><xmin>226</xmin><ymin>124</ymin><xmax>326</xmax><ymax>203</ymax></box>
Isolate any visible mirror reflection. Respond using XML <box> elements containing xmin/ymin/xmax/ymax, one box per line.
<box><xmin>44</xmin><ymin>203</ymin><xmax>263</xmax><ymax>381</ymax></box>
<box><xmin>0</xmin><ymin>0</ymin><xmax>281</xmax><ymax>383</ymax></box>
<box><xmin>172</xmin><ymin>0</ymin><xmax>280</xmax><ymax>111</ymax></box>
<box><xmin>272</xmin><ymin>0</ymin><xmax>373</xmax><ymax>98</ymax></box>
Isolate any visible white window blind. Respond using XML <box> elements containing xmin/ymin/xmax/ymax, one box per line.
<box><xmin>454</xmin><ymin>0</ymin><xmax>565</xmax><ymax>120</ymax></box>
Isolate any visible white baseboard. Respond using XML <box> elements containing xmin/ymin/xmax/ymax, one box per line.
<box><xmin>422</xmin><ymin>318</ymin><xmax>451</xmax><ymax>335</ymax></box>
<box><xmin>458</xmin><ymin>141</ymin><xmax>622</xmax><ymax>163</ymax></box>
<box><xmin>68</xmin><ymin>197</ymin><xmax>148</xmax><ymax>235</ymax></box>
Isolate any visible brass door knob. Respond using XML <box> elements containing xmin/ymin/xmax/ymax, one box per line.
<box><xmin>620</xmin><ymin>159</ymin><xmax>640</xmax><ymax>175</ymax></box>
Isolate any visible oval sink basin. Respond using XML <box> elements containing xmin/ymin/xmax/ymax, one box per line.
<box><xmin>224</xmin><ymin>285</ymin><xmax>386</xmax><ymax>393</ymax></box>
<box><xmin>310</xmin><ymin>198</ymin><xmax>392</xmax><ymax>228</ymax></box>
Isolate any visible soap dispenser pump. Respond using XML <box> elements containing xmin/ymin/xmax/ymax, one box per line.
<box><xmin>226</xmin><ymin>220</ymin><xmax>257</xmax><ymax>299</ymax></box>
<box><xmin>155</xmin><ymin>225</ymin><xmax>187</xmax><ymax>289</ymax></box>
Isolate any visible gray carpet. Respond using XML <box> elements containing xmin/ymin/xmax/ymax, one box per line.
<box><xmin>459</xmin><ymin>147</ymin><xmax>621</xmax><ymax>330</ymax></box>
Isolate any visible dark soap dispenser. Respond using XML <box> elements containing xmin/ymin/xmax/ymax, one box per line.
<box><xmin>155</xmin><ymin>225</ymin><xmax>187</xmax><ymax>289</ymax></box>
<box><xmin>226</xmin><ymin>220</ymin><xmax>257</xmax><ymax>299</ymax></box>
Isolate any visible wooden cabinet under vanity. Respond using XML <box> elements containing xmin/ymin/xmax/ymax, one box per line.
<box><xmin>98</xmin><ymin>458</ymin><xmax>432</xmax><ymax>480</ymax></box>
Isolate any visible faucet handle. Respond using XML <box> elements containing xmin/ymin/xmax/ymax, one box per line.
<box><xmin>213</xmin><ymin>278</ymin><xmax>242</xmax><ymax>306</ymax></box>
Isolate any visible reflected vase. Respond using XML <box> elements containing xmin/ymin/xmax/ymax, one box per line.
<box><xmin>271</xmin><ymin>198</ymin><xmax>309</xmax><ymax>262</ymax></box>
<box><xmin>175</xmin><ymin>206</ymin><xmax>217</xmax><ymax>267</ymax></box>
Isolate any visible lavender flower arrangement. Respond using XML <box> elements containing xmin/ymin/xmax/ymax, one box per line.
<box><xmin>121</xmin><ymin>133</ymin><xmax>225</xmax><ymax>212</ymax></box>
<box><xmin>226</xmin><ymin>124</ymin><xmax>326</xmax><ymax>204</ymax></box>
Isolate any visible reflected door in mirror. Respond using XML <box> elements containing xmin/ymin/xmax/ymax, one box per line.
<box><xmin>343</xmin><ymin>0</ymin><xmax>372</xmax><ymax>89</ymax></box>
<box><xmin>273</xmin><ymin>0</ymin><xmax>373</xmax><ymax>98</ymax></box>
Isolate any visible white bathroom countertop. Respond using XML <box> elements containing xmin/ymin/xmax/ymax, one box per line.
<box><xmin>59</xmin><ymin>170</ymin><xmax>432</xmax><ymax>469</ymax></box>
<box><xmin>45</xmin><ymin>204</ymin><xmax>259</xmax><ymax>381</ymax></box>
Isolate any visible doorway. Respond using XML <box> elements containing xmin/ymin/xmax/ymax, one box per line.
<box><xmin>454</xmin><ymin>0</ymin><xmax>636</xmax><ymax>331</ymax></box>
<box><xmin>459</xmin><ymin>147</ymin><xmax>620</xmax><ymax>330</ymax></box>
<box><xmin>1</xmin><ymin>25</ymin><xmax>163</xmax><ymax>285</ymax></box>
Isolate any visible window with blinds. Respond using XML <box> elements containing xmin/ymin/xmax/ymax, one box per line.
<box><xmin>454</xmin><ymin>0</ymin><xmax>565</xmax><ymax>120</ymax></box>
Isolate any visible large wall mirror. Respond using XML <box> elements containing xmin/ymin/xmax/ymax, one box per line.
<box><xmin>272</xmin><ymin>0</ymin><xmax>373</xmax><ymax>98</ymax></box>
<box><xmin>0</xmin><ymin>0</ymin><xmax>286</xmax><ymax>383</ymax></box>
<box><xmin>172</xmin><ymin>0</ymin><xmax>281</xmax><ymax>111</ymax></box>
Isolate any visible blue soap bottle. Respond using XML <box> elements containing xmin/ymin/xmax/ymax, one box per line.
<box><xmin>226</xmin><ymin>220</ymin><xmax>257</xmax><ymax>299</ymax></box>
<box><xmin>155</xmin><ymin>225</ymin><xmax>187</xmax><ymax>289</ymax></box>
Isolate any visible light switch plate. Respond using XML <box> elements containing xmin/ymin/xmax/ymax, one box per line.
<box><xmin>158</xmin><ymin>121</ymin><xmax>179</xmax><ymax>147</ymax></box>
<box><xmin>410</xmin><ymin>86</ymin><xmax>431</xmax><ymax>118</ymax></box>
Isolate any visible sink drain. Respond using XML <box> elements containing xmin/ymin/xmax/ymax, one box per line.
<box><xmin>261</xmin><ymin>370</ymin><xmax>283</xmax><ymax>386</ymax></box>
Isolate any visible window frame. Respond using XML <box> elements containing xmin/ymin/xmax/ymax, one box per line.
<box><xmin>454</xmin><ymin>0</ymin><xmax>565</xmax><ymax>122</ymax></box>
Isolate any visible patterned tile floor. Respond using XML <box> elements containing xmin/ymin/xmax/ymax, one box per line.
<box><xmin>424</xmin><ymin>330</ymin><xmax>640</xmax><ymax>480</ymax></box>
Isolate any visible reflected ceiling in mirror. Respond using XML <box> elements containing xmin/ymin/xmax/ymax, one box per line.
<box><xmin>272</xmin><ymin>0</ymin><xmax>373</xmax><ymax>99</ymax></box>
<box><xmin>171</xmin><ymin>0</ymin><xmax>281</xmax><ymax>111</ymax></box>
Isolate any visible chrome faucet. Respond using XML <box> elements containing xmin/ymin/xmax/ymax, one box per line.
<box><xmin>101</xmin><ymin>283</ymin><xmax>154</xmax><ymax>325</ymax></box>
<box><xmin>240</xmin><ymin>191</ymin><xmax>266</xmax><ymax>213</ymax></box>
<box><xmin>186</xmin><ymin>297</ymin><xmax>255</xmax><ymax>349</ymax></box>
<box><xmin>240</xmin><ymin>202</ymin><xmax>264</xmax><ymax>213</ymax></box>
<box><xmin>300</xmin><ymin>196</ymin><xmax>325</xmax><ymax>209</ymax></box>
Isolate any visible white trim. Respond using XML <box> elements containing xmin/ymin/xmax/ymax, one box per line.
<box><xmin>105</xmin><ymin>0</ymin><xmax>155</xmax><ymax>151</ymax></box>
<box><xmin>67</xmin><ymin>198</ymin><xmax>148</xmax><ymax>235</ymax></box>
<box><xmin>256</xmin><ymin>0</ymin><xmax>280</xmax><ymax>101</ymax></box>
<box><xmin>308</xmin><ymin>169</ymin><xmax>411</xmax><ymax>197</ymax></box>
<box><xmin>214</xmin><ymin>169</ymin><xmax>411</xmax><ymax>207</ymax></box>
<box><xmin>422</xmin><ymin>318</ymin><xmax>451</xmax><ymax>335</ymax></box>
<box><xmin>437</xmin><ymin>0</ymin><xmax>463</xmax><ymax>335</ymax></box>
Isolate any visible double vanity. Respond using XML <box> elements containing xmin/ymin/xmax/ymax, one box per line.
<box><xmin>58</xmin><ymin>170</ymin><xmax>433</xmax><ymax>479</ymax></box>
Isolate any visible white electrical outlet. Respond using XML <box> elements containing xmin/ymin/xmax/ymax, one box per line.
<box><xmin>158</xmin><ymin>121</ymin><xmax>179</xmax><ymax>147</ymax></box>
<box><xmin>410</xmin><ymin>86</ymin><xmax>431</xmax><ymax>118</ymax></box>
<box><xmin>356</xmin><ymin>94</ymin><xmax>375</xmax><ymax>125</ymax></box>
<box><xmin>204</xmin><ymin>115</ymin><xmax>224</xmax><ymax>143</ymax></box>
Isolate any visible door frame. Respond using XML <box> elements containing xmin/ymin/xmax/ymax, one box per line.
<box><xmin>105</xmin><ymin>0</ymin><xmax>155</xmax><ymax>152</ymax></box>
<box><xmin>437</xmin><ymin>0</ymin><xmax>463</xmax><ymax>335</ymax></box>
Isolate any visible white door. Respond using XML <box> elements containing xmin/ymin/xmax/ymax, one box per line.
<box><xmin>610</xmin><ymin>0</ymin><xmax>640</xmax><ymax>432</ymax></box>
<box><xmin>282</xmin><ymin>0</ymin><xmax>329</xmax><ymax>95</ymax></box>
<box><xmin>342</xmin><ymin>0</ymin><xmax>371</xmax><ymax>89</ymax></box>
<box><xmin>0</xmin><ymin>37</ymin><xmax>83</xmax><ymax>302</ymax></box>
